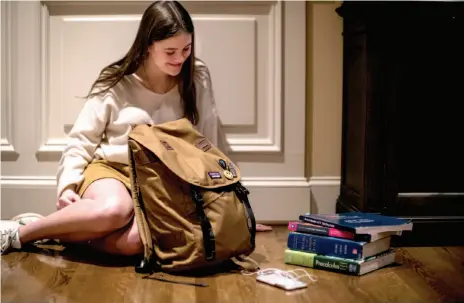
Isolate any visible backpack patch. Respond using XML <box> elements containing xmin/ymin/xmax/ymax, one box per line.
<box><xmin>194</xmin><ymin>138</ymin><xmax>211</xmax><ymax>152</ymax></box>
<box><xmin>229</xmin><ymin>162</ymin><xmax>237</xmax><ymax>177</ymax></box>
<box><xmin>208</xmin><ymin>171</ymin><xmax>222</xmax><ymax>179</ymax></box>
<box><xmin>218</xmin><ymin>159</ymin><xmax>227</xmax><ymax>169</ymax></box>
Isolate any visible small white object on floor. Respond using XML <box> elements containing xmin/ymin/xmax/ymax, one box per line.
<box><xmin>242</xmin><ymin>267</ymin><xmax>317</xmax><ymax>291</ymax></box>
<box><xmin>256</xmin><ymin>271</ymin><xmax>308</xmax><ymax>291</ymax></box>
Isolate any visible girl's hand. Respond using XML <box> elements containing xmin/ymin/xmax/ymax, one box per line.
<box><xmin>57</xmin><ymin>189</ymin><xmax>81</xmax><ymax>210</ymax></box>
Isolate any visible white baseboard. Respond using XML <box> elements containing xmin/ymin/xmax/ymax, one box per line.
<box><xmin>0</xmin><ymin>175</ymin><xmax>340</xmax><ymax>221</ymax></box>
<box><xmin>308</xmin><ymin>176</ymin><xmax>341</xmax><ymax>214</ymax></box>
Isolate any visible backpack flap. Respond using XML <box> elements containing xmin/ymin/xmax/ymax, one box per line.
<box><xmin>130</xmin><ymin>119</ymin><xmax>240</xmax><ymax>189</ymax></box>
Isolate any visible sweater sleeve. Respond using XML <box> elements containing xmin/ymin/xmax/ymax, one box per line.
<box><xmin>56</xmin><ymin>96</ymin><xmax>110</xmax><ymax>198</ymax></box>
<box><xmin>195</xmin><ymin>64</ymin><xmax>231</xmax><ymax>157</ymax></box>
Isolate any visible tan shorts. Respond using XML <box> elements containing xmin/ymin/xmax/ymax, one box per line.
<box><xmin>76</xmin><ymin>160</ymin><xmax>132</xmax><ymax>197</ymax></box>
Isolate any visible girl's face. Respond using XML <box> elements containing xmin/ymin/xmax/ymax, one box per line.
<box><xmin>147</xmin><ymin>32</ymin><xmax>192</xmax><ymax>77</ymax></box>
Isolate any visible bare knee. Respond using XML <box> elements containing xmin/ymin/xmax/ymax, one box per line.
<box><xmin>120</xmin><ymin>231</ymin><xmax>143</xmax><ymax>256</ymax></box>
<box><xmin>95</xmin><ymin>196</ymin><xmax>134</xmax><ymax>232</ymax></box>
<box><xmin>82</xmin><ymin>178</ymin><xmax>134</xmax><ymax>233</ymax></box>
<box><xmin>115</xmin><ymin>221</ymin><xmax>143</xmax><ymax>256</ymax></box>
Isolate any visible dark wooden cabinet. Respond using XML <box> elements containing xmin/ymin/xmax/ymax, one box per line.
<box><xmin>335</xmin><ymin>2</ymin><xmax>464</xmax><ymax>246</ymax></box>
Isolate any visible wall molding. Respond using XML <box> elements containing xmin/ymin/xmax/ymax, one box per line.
<box><xmin>0</xmin><ymin>175</ymin><xmax>341</xmax><ymax>188</ymax></box>
<box><xmin>1</xmin><ymin>1</ymin><xmax>17</xmax><ymax>159</ymax></box>
<box><xmin>308</xmin><ymin>176</ymin><xmax>341</xmax><ymax>186</ymax></box>
<box><xmin>227</xmin><ymin>0</ymin><xmax>283</xmax><ymax>153</ymax></box>
<box><xmin>1</xmin><ymin>139</ymin><xmax>16</xmax><ymax>158</ymax></box>
<box><xmin>1</xmin><ymin>174</ymin><xmax>340</xmax><ymax>219</ymax></box>
<box><xmin>35</xmin><ymin>1</ymin><xmax>285</xmax><ymax>157</ymax></box>
<box><xmin>0</xmin><ymin>176</ymin><xmax>57</xmax><ymax>187</ymax></box>
<box><xmin>36</xmin><ymin>3</ymin><xmax>52</xmax><ymax>159</ymax></box>
<box><xmin>308</xmin><ymin>176</ymin><xmax>341</xmax><ymax>214</ymax></box>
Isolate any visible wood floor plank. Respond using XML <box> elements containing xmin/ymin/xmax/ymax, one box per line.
<box><xmin>2</xmin><ymin>247</ymin><xmax>80</xmax><ymax>303</ymax></box>
<box><xmin>2</xmin><ymin>226</ymin><xmax>464</xmax><ymax>303</ymax></box>
<box><xmin>398</xmin><ymin>247</ymin><xmax>464</xmax><ymax>302</ymax></box>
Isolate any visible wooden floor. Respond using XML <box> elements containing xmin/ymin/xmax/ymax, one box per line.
<box><xmin>2</xmin><ymin>226</ymin><xmax>464</xmax><ymax>303</ymax></box>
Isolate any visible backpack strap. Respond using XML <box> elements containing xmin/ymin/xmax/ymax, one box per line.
<box><xmin>191</xmin><ymin>186</ymin><xmax>216</xmax><ymax>261</ymax></box>
<box><xmin>231</xmin><ymin>254</ymin><xmax>260</xmax><ymax>272</ymax></box>
<box><xmin>234</xmin><ymin>182</ymin><xmax>256</xmax><ymax>250</ymax></box>
<box><xmin>190</xmin><ymin>182</ymin><xmax>255</xmax><ymax>264</ymax></box>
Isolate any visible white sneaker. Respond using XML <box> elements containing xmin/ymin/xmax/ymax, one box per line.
<box><xmin>11</xmin><ymin>212</ymin><xmax>44</xmax><ymax>225</ymax></box>
<box><xmin>10</xmin><ymin>212</ymin><xmax>55</xmax><ymax>244</ymax></box>
<box><xmin>1</xmin><ymin>220</ymin><xmax>21</xmax><ymax>254</ymax></box>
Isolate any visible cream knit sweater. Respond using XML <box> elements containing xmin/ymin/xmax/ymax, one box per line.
<box><xmin>56</xmin><ymin>62</ymin><xmax>227</xmax><ymax>197</ymax></box>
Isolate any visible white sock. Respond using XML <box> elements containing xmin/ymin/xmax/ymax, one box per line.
<box><xmin>10</xmin><ymin>228</ymin><xmax>22</xmax><ymax>249</ymax></box>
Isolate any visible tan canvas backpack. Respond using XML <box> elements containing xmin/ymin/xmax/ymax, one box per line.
<box><xmin>127</xmin><ymin>118</ymin><xmax>257</xmax><ymax>275</ymax></box>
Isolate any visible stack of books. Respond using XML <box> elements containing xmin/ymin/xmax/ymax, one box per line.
<box><xmin>283</xmin><ymin>212</ymin><xmax>413</xmax><ymax>276</ymax></box>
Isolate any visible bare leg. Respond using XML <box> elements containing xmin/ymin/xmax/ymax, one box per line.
<box><xmin>51</xmin><ymin>218</ymin><xmax>142</xmax><ymax>256</ymax></box>
<box><xmin>18</xmin><ymin>178</ymin><xmax>134</xmax><ymax>245</ymax></box>
<box><xmin>50</xmin><ymin>178</ymin><xmax>142</xmax><ymax>256</ymax></box>
<box><xmin>88</xmin><ymin>217</ymin><xmax>143</xmax><ymax>256</ymax></box>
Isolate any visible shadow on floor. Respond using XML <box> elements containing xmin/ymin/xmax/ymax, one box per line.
<box><xmin>19</xmin><ymin>241</ymin><xmax>266</xmax><ymax>279</ymax></box>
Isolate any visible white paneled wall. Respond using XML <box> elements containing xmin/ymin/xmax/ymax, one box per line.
<box><xmin>1</xmin><ymin>1</ymin><xmax>307</xmax><ymax>222</ymax></box>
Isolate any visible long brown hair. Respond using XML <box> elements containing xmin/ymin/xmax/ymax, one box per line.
<box><xmin>85</xmin><ymin>1</ymin><xmax>199</xmax><ymax>124</ymax></box>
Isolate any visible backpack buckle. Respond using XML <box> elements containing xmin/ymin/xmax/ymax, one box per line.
<box><xmin>235</xmin><ymin>182</ymin><xmax>250</xmax><ymax>196</ymax></box>
<box><xmin>135</xmin><ymin>257</ymin><xmax>156</xmax><ymax>274</ymax></box>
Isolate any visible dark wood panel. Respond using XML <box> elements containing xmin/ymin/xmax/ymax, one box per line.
<box><xmin>394</xmin><ymin>10</ymin><xmax>464</xmax><ymax>194</ymax></box>
<box><xmin>341</xmin><ymin>31</ymin><xmax>367</xmax><ymax>205</ymax></box>
<box><xmin>336</xmin><ymin>1</ymin><xmax>464</xmax><ymax>246</ymax></box>
<box><xmin>394</xmin><ymin>195</ymin><xmax>464</xmax><ymax>217</ymax></box>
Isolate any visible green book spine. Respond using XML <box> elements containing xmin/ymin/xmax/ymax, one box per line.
<box><xmin>284</xmin><ymin>249</ymin><xmax>361</xmax><ymax>274</ymax></box>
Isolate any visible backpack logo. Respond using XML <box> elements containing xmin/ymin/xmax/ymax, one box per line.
<box><xmin>194</xmin><ymin>138</ymin><xmax>211</xmax><ymax>152</ymax></box>
<box><xmin>160</xmin><ymin>140</ymin><xmax>174</xmax><ymax>150</ymax></box>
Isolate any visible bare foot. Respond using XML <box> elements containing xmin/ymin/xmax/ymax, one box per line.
<box><xmin>256</xmin><ymin>224</ymin><xmax>272</xmax><ymax>232</ymax></box>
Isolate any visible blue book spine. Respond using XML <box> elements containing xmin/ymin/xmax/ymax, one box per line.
<box><xmin>287</xmin><ymin>232</ymin><xmax>365</xmax><ymax>260</ymax></box>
